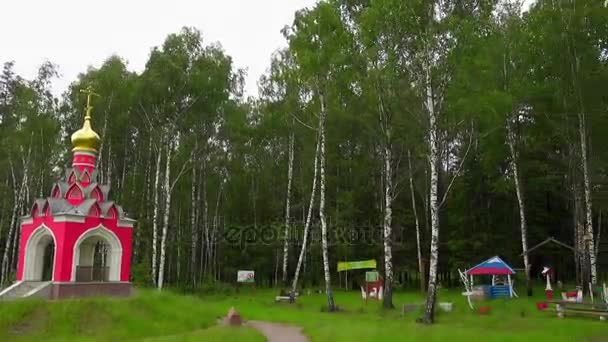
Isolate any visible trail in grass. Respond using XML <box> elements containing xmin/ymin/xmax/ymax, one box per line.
<box><xmin>248</xmin><ymin>320</ymin><xmax>309</xmax><ymax>342</ymax></box>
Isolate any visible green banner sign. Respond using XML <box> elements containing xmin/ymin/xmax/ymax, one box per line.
<box><xmin>337</xmin><ymin>259</ymin><xmax>377</xmax><ymax>272</ymax></box>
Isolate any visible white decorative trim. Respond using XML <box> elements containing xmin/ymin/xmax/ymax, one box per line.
<box><xmin>53</xmin><ymin>215</ymin><xmax>86</xmax><ymax>223</ymax></box>
<box><xmin>118</xmin><ymin>220</ymin><xmax>135</xmax><ymax>228</ymax></box>
<box><xmin>73</xmin><ymin>151</ymin><xmax>97</xmax><ymax>158</ymax></box>
<box><xmin>52</xmin><ymin>281</ymin><xmax>130</xmax><ymax>284</ymax></box>
<box><xmin>0</xmin><ymin>281</ymin><xmax>23</xmax><ymax>297</ymax></box>
<box><xmin>23</xmin><ymin>225</ymin><xmax>57</xmax><ymax>281</ymax></box>
<box><xmin>21</xmin><ymin>217</ymin><xmax>33</xmax><ymax>225</ymax></box>
<box><xmin>72</xmin><ymin>163</ymin><xmax>96</xmax><ymax>167</ymax></box>
<box><xmin>71</xmin><ymin>225</ymin><xmax>123</xmax><ymax>282</ymax></box>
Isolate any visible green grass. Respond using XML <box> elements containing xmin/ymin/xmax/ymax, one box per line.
<box><xmin>0</xmin><ymin>287</ymin><xmax>606</xmax><ymax>341</ymax></box>
<box><xmin>0</xmin><ymin>290</ymin><xmax>261</xmax><ymax>341</ymax></box>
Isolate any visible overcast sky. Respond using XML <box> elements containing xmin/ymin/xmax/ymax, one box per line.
<box><xmin>1</xmin><ymin>1</ymin><xmax>536</xmax><ymax>98</ymax></box>
<box><xmin>0</xmin><ymin>0</ymin><xmax>319</xmax><ymax>97</ymax></box>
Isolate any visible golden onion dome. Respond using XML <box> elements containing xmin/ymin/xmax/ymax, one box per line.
<box><xmin>71</xmin><ymin>115</ymin><xmax>101</xmax><ymax>153</ymax></box>
<box><xmin>71</xmin><ymin>88</ymin><xmax>101</xmax><ymax>153</ymax></box>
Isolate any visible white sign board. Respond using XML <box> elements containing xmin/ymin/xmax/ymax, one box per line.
<box><xmin>237</xmin><ymin>270</ymin><xmax>255</xmax><ymax>283</ymax></box>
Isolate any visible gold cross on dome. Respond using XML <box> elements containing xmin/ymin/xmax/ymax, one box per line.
<box><xmin>79</xmin><ymin>85</ymin><xmax>99</xmax><ymax>120</ymax></box>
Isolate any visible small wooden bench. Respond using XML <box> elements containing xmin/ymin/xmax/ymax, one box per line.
<box><xmin>548</xmin><ymin>301</ymin><xmax>608</xmax><ymax>321</ymax></box>
<box><xmin>275</xmin><ymin>291</ymin><xmax>299</xmax><ymax>303</ymax></box>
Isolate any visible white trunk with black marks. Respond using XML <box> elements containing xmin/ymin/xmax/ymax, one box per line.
<box><xmin>97</xmin><ymin>110</ymin><xmax>109</xmax><ymax>184</ymax></box>
<box><xmin>201</xmin><ymin>160</ymin><xmax>209</xmax><ymax>280</ymax></box>
<box><xmin>423</xmin><ymin>49</ymin><xmax>440</xmax><ymax>324</ymax></box>
<box><xmin>596</xmin><ymin>210</ymin><xmax>601</xmax><ymax>258</ymax></box>
<box><xmin>210</xmin><ymin>183</ymin><xmax>223</xmax><ymax>280</ymax></box>
<box><xmin>1</xmin><ymin>180</ymin><xmax>24</xmax><ymax>284</ymax></box>
<box><xmin>120</xmin><ymin>143</ymin><xmax>128</xmax><ymax>195</ymax></box>
<box><xmin>507</xmin><ymin>121</ymin><xmax>530</xmax><ymax>282</ymax></box>
<box><xmin>107</xmin><ymin>142</ymin><xmax>113</xmax><ymax>188</ymax></box>
<box><xmin>151</xmin><ymin>148</ymin><xmax>162</xmax><ymax>286</ymax></box>
<box><xmin>408</xmin><ymin>149</ymin><xmax>425</xmax><ymax>293</ymax></box>
<box><xmin>157</xmin><ymin>143</ymin><xmax>172</xmax><ymax>290</ymax></box>
<box><xmin>578</xmin><ymin>110</ymin><xmax>597</xmax><ymax>284</ymax></box>
<box><xmin>291</xmin><ymin>130</ymin><xmax>321</xmax><ymax>294</ymax></box>
<box><xmin>190</xmin><ymin>160</ymin><xmax>198</xmax><ymax>285</ymax></box>
<box><xmin>1</xmin><ymin>147</ymin><xmax>31</xmax><ymax>285</ymax></box>
<box><xmin>382</xmin><ymin>132</ymin><xmax>394</xmax><ymax>308</ymax></box>
<box><xmin>177</xmin><ymin>209</ymin><xmax>182</xmax><ymax>283</ymax></box>
<box><xmin>318</xmin><ymin>92</ymin><xmax>335</xmax><ymax>311</ymax></box>
<box><xmin>282</xmin><ymin>131</ymin><xmax>295</xmax><ymax>284</ymax></box>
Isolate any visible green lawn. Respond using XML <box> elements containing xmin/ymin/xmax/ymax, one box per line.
<box><xmin>0</xmin><ymin>287</ymin><xmax>605</xmax><ymax>341</ymax></box>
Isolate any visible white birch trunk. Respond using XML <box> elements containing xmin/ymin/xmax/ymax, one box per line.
<box><xmin>190</xmin><ymin>160</ymin><xmax>198</xmax><ymax>286</ymax></box>
<box><xmin>151</xmin><ymin>148</ymin><xmax>162</xmax><ymax>286</ymax></box>
<box><xmin>408</xmin><ymin>149</ymin><xmax>425</xmax><ymax>293</ymax></box>
<box><xmin>1</xmin><ymin>147</ymin><xmax>30</xmax><ymax>285</ymax></box>
<box><xmin>107</xmin><ymin>143</ymin><xmax>113</xmax><ymax>188</ymax></box>
<box><xmin>177</xmin><ymin>209</ymin><xmax>182</xmax><ymax>284</ymax></box>
<box><xmin>201</xmin><ymin>160</ymin><xmax>209</xmax><ymax>280</ymax></box>
<box><xmin>291</xmin><ymin>130</ymin><xmax>321</xmax><ymax>295</ymax></box>
<box><xmin>382</xmin><ymin>130</ymin><xmax>394</xmax><ymax>308</ymax></box>
<box><xmin>578</xmin><ymin>110</ymin><xmax>597</xmax><ymax>284</ymax></box>
<box><xmin>210</xmin><ymin>183</ymin><xmax>223</xmax><ymax>280</ymax></box>
<box><xmin>596</xmin><ymin>210</ymin><xmax>601</xmax><ymax>258</ymax></box>
<box><xmin>507</xmin><ymin>121</ymin><xmax>530</xmax><ymax>283</ymax></box>
<box><xmin>422</xmin><ymin>46</ymin><xmax>440</xmax><ymax>323</ymax></box>
<box><xmin>318</xmin><ymin>92</ymin><xmax>335</xmax><ymax>311</ymax></box>
<box><xmin>282</xmin><ymin>130</ymin><xmax>295</xmax><ymax>284</ymax></box>
<box><xmin>157</xmin><ymin>142</ymin><xmax>172</xmax><ymax>290</ymax></box>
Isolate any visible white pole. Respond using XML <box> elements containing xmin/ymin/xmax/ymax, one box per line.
<box><xmin>345</xmin><ymin>271</ymin><xmax>348</xmax><ymax>290</ymax></box>
<box><xmin>492</xmin><ymin>275</ymin><xmax>495</xmax><ymax>286</ymax></box>
<box><xmin>508</xmin><ymin>274</ymin><xmax>513</xmax><ymax>298</ymax></box>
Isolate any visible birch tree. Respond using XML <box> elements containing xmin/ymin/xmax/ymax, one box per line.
<box><xmin>318</xmin><ymin>91</ymin><xmax>336</xmax><ymax>311</ymax></box>
<box><xmin>151</xmin><ymin>149</ymin><xmax>162</xmax><ymax>286</ymax></box>
<box><xmin>291</xmin><ymin>130</ymin><xmax>320</xmax><ymax>294</ymax></box>
<box><xmin>282</xmin><ymin>130</ymin><xmax>295</xmax><ymax>283</ymax></box>
<box><xmin>408</xmin><ymin>149</ymin><xmax>425</xmax><ymax>293</ymax></box>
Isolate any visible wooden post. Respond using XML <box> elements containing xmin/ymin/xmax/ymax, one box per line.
<box><xmin>507</xmin><ymin>274</ymin><xmax>513</xmax><ymax>298</ymax></box>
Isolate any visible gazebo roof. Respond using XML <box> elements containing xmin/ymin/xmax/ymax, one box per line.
<box><xmin>466</xmin><ymin>256</ymin><xmax>515</xmax><ymax>276</ymax></box>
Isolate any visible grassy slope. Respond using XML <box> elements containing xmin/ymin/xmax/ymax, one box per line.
<box><xmin>0</xmin><ymin>290</ymin><xmax>263</xmax><ymax>342</ymax></box>
<box><xmin>0</xmin><ymin>288</ymin><xmax>605</xmax><ymax>341</ymax></box>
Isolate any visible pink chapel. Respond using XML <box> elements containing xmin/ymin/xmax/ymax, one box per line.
<box><xmin>3</xmin><ymin>89</ymin><xmax>134</xmax><ymax>299</ymax></box>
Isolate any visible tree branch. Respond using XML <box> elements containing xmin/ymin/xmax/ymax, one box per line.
<box><xmin>291</xmin><ymin>112</ymin><xmax>317</xmax><ymax>131</ymax></box>
<box><xmin>439</xmin><ymin>124</ymin><xmax>474</xmax><ymax>209</ymax></box>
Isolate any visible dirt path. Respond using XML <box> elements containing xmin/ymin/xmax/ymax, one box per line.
<box><xmin>248</xmin><ymin>320</ymin><xmax>309</xmax><ymax>342</ymax></box>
